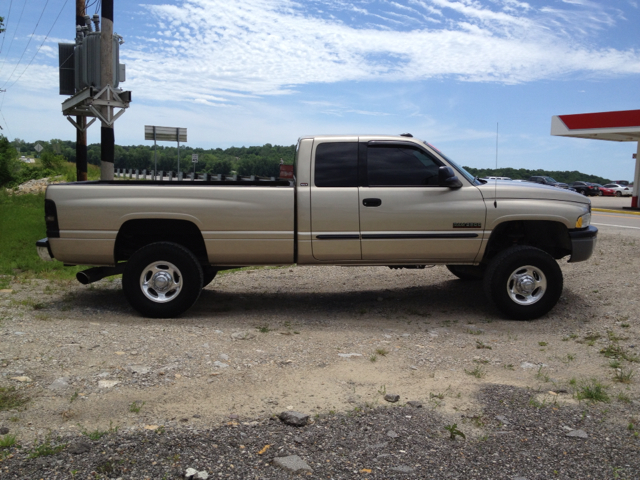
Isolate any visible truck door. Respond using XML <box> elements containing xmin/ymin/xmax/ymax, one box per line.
<box><xmin>310</xmin><ymin>139</ymin><xmax>362</xmax><ymax>261</ymax></box>
<box><xmin>358</xmin><ymin>141</ymin><xmax>486</xmax><ymax>262</ymax></box>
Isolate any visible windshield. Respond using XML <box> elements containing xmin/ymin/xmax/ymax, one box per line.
<box><xmin>544</xmin><ymin>176</ymin><xmax>558</xmax><ymax>183</ymax></box>
<box><xmin>423</xmin><ymin>142</ymin><xmax>478</xmax><ymax>185</ymax></box>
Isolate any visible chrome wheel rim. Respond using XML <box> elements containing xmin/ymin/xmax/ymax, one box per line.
<box><xmin>140</xmin><ymin>261</ymin><xmax>182</xmax><ymax>303</ymax></box>
<box><xmin>506</xmin><ymin>265</ymin><xmax>546</xmax><ymax>305</ymax></box>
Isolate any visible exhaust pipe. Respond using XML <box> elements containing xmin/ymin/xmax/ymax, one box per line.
<box><xmin>76</xmin><ymin>264</ymin><xmax>126</xmax><ymax>285</ymax></box>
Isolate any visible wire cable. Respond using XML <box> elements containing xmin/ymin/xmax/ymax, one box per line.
<box><xmin>0</xmin><ymin>0</ymin><xmax>29</xmax><ymax>75</ymax></box>
<box><xmin>5</xmin><ymin>0</ymin><xmax>69</xmax><ymax>91</ymax></box>
<box><xmin>0</xmin><ymin>0</ymin><xmax>14</xmax><ymax>55</ymax></box>
<box><xmin>0</xmin><ymin>0</ymin><xmax>51</xmax><ymax>90</ymax></box>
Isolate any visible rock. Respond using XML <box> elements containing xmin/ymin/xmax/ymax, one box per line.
<box><xmin>406</xmin><ymin>400</ymin><xmax>423</xmax><ymax>408</ymax></box>
<box><xmin>391</xmin><ymin>465</ymin><xmax>414</xmax><ymax>473</ymax></box>
<box><xmin>566</xmin><ymin>429</ymin><xmax>588</xmax><ymax>438</ymax></box>
<box><xmin>185</xmin><ymin>467</ymin><xmax>198</xmax><ymax>478</ymax></box>
<box><xmin>273</xmin><ymin>455</ymin><xmax>313</xmax><ymax>473</ymax></box>
<box><xmin>213</xmin><ymin>361</ymin><xmax>229</xmax><ymax>369</ymax></box>
<box><xmin>48</xmin><ymin>378</ymin><xmax>69</xmax><ymax>391</ymax></box>
<box><xmin>195</xmin><ymin>472</ymin><xmax>209</xmax><ymax>480</ymax></box>
<box><xmin>520</xmin><ymin>362</ymin><xmax>537</xmax><ymax>369</ymax></box>
<box><xmin>219</xmin><ymin>354</ymin><xmax>229</xmax><ymax>361</ymax></box>
<box><xmin>338</xmin><ymin>353</ymin><xmax>362</xmax><ymax>358</ymax></box>
<box><xmin>11</xmin><ymin>376</ymin><xmax>32</xmax><ymax>383</ymax></box>
<box><xmin>0</xmin><ymin>427</ymin><xmax>9</xmax><ymax>435</ymax></box>
<box><xmin>68</xmin><ymin>441</ymin><xmax>91</xmax><ymax>454</ymax></box>
<box><xmin>386</xmin><ymin>430</ymin><xmax>399</xmax><ymax>438</ymax></box>
<box><xmin>384</xmin><ymin>393</ymin><xmax>400</xmax><ymax>403</ymax></box>
<box><xmin>231</xmin><ymin>331</ymin><xmax>256</xmax><ymax>340</ymax></box>
<box><xmin>495</xmin><ymin>415</ymin><xmax>509</xmax><ymax>424</ymax></box>
<box><xmin>279</xmin><ymin>411</ymin><xmax>310</xmax><ymax>427</ymax></box>
<box><xmin>98</xmin><ymin>380</ymin><xmax>120</xmax><ymax>388</ymax></box>
<box><xmin>129</xmin><ymin>365</ymin><xmax>150</xmax><ymax>375</ymax></box>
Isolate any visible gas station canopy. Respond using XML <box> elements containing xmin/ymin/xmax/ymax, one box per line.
<box><xmin>551</xmin><ymin>109</ymin><xmax>640</xmax><ymax>208</ymax></box>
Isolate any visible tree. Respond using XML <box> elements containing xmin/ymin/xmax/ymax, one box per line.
<box><xmin>0</xmin><ymin>135</ymin><xmax>19</xmax><ymax>186</ymax></box>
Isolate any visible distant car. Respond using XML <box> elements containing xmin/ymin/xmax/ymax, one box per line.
<box><xmin>603</xmin><ymin>183</ymin><xmax>633</xmax><ymax>197</ymax></box>
<box><xmin>613</xmin><ymin>180</ymin><xmax>630</xmax><ymax>187</ymax></box>
<box><xmin>569</xmin><ymin>181</ymin><xmax>600</xmax><ymax>196</ymax></box>
<box><xmin>482</xmin><ymin>176</ymin><xmax>512</xmax><ymax>181</ymax></box>
<box><xmin>589</xmin><ymin>183</ymin><xmax>614</xmax><ymax>196</ymax></box>
<box><xmin>528</xmin><ymin>176</ymin><xmax>569</xmax><ymax>189</ymax></box>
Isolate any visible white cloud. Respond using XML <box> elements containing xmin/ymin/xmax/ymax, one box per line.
<box><xmin>117</xmin><ymin>0</ymin><xmax>640</xmax><ymax>108</ymax></box>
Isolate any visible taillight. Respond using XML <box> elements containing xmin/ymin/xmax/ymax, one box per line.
<box><xmin>44</xmin><ymin>199</ymin><xmax>60</xmax><ymax>238</ymax></box>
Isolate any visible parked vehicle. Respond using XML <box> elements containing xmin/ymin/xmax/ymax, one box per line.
<box><xmin>527</xmin><ymin>176</ymin><xmax>569</xmax><ymax>189</ymax></box>
<box><xmin>613</xmin><ymin>180</ymin><xmax>630</xmax><ymax>187</ymax></box>
<box><xmin>483</xmin><ymin>176</ymin><xmax>512</xmax><ymax>181</ymax></box>
<box><xmin>603</xmin><ymin>183</ymin><xmax>632</xmax><ymax>197</ymax></box>
<box><xmin>569</xmin><ymin>181</ymin><xmax>600</xmax><ymax>196</ymax></box>
<box><xmin>36</xmin><ymin>134</ymin><xmax>597</xmax><ymax>320</ymax></box>
<box><xmin>589</xmin><ymin>183</ymin><xmax>614</xmax><ymax>196</ymax></box>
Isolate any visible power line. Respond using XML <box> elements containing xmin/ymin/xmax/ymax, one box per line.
<box><xmin>0</xmin><ymin>0</ymin><xmax>14</xmax><ymax>55</ymax></box>
<box><xmin>0</xmin><ymin>0</ymin><xmax>51</xmax><ymax>90</ymax></box>
<box><xmin>5</xmin><ymin>0</ymin><xmax>70</xmax><ymax>90</ymax></box>
<box><xmin>0</xmin><ymin>0</ymin><xmax>29</xmax><ymax>75</ymax></box>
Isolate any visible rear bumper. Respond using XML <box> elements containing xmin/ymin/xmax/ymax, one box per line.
<box><xmin>568</xmin><ymin>226</ymin><xmax>598</xmax><ymax>263</ymax></box>
<box><xmin>36</xmin><ymin>238</ymin><xmax>54</xmax><ymax>262</ymax></box>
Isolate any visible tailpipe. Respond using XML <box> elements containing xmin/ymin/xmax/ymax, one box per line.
<box><xmin>76</xmin><ymin>264</ymin><xmax>126</xmax><ymax>285</ymax></box>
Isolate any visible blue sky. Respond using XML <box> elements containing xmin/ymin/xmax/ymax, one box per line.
<box><xmin>0</xmin><ymin>0</ymin><xmax>639</xmax><ymax>179</ymax></box>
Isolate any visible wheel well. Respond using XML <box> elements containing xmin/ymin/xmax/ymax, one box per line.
<box><xmin>115</xmin><ymin>219</ymin><xmax>208</xmax><ymax>263</ymax></box>
<box><xmin>482</xmin><ymin>221</ymin><xmax>571</xmax><ymax>263</ymax></box>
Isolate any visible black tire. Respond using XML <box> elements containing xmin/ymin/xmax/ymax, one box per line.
<box><xmin>483</xmin><ymin>245</ymin><xmax>563</xmax><ymax>320</ymax></box>
<box><xmin>598</xmin><ymin>190</ymin><xmax>603</xmax><ymax>196</ymax></box>
<box><xmin>202</xmin><ymin>266</ymin><xmax>218</xmax><ymax>287</ymax></box>
<box><xmin>615</xmin><ymin>191</ymin><xmax>621</xmax><ymax>197</ymax></box>
<box><xmin>446</xmin><ymin>265</ymin><xmax>484</xmax><ymax>281</ymax></box>
<box><xmin>580</xmin><ymin>190</ymin><xmax>587</xmax><ymax>196</ymax></box>
<box><xmin>123</xmin><ymin>242</ymin><xmax>203</xmax><ymax>318</ymax></box>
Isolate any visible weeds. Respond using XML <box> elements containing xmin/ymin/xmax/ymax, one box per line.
<box><xmin>504</xmin><ymin>364</ymin><xmax>515</xmax><ymax>370</ymax></box>
<box><xmin>465</xmin><ymin>366</ymin><xmax>486</xmax><ymax>379</ymax></box>
<box><xmin>129</xmin><ymin>401</ymin><xmax>145</xmax><ymax>413</ymax></box>
<box><xmin>535</xmin><ymin>366</ymin><xmax>550</xmax><ymax>382</ymax></box>
<box><xmin>0</xmin><ymin>434</ymin><xmax>17</xmax><ymax>449</ymax></box>
<box><xmin>617</xmin><ymin>392</ymin><xmax>631</xmax><ymax>404</ymax></box>
<box><xmin>369</xmin><ymin>355</ymin><xmax>377</xmax><ymax>363</ymax></box>
<box><xmin>576</xmin><ymin>380</ymin><xmax>610</xmax><ymax>403</ymax></box>
<box><xmin>81</xmin><ymin>421</ymin><xmax>119</xmax><ymax>440</ymax></box>
<box><xmin>0</xmin><ymin>387</ymin><xmax>29</xmax><ymax>411</ymax></box>
<box><xmin>466</xmin><ymin>329</ymin><xmax>483</xmax><ymax>335</ymax></box>
<box><xmin>475</xmin><ymin>340</ymin><xmax>492</xmax><ymax>350</ymax></box>
<box><xmin>444</xmin><ymin>424</ymin><xmax>465</xmax><ymax>440</ymax></box>
<box><xmin>28</xmin><ymin>434</ymin><xmax>66</xmax><ymax>458</ymax></box>
<box><xmin>613</xmin><ymin>368</ymin><xmax>634</xmax><ymax>384</ymax></box>
<box><xmin>601</xmin><ymin>344</ymin><xmax>639</xmax><ymax>363</ymax></box>
<box><xmin>538</xmin><ymin>341</ymin><xmax>548</xmax><ymax>347</ymax></box>
<box><xmin>563</xmin><ymin>354</ymin><xmax>576</xmax><ymax>363</ymax></box>
<box><xmin>257</xmin><ymin>324</ymin><xmax>270</xmax><ymax>333</ymax></box>
<box><xmin>375</xmin><ymin>348</ymin><xmax>389</xmax><ymax>356</ymax></box>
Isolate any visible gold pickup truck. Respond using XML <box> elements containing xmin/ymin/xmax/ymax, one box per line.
<box><xmin>36</xmin><ymin>134</ymin><xmax>597</xmax><ymax>320</ymax></box>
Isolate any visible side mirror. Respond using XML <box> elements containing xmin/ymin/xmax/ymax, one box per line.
<box><xmin>438</xmin><ymin>166</ymin><xmax>462</xmax><ymax>188</ymax></box>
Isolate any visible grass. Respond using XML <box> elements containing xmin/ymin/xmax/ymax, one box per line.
<box><xmin>256</xmin><ymin>324</ymin><xmax>271</xmax><ymax>333</ymax></box>
<box><xmin>81</xmin><ymin>421</ymin><xmax>119</xmax><ymax>440</ymax></box>
<box><xmin>538</xmin><ymin>341</ymin><xmax>548</xmax><ymax>347</ymax></box>
<box><xmin>0</xmin><ymin>434</ymin><xmax>17</xmax><ymax>449</ymax></box>
<box><xmin>444</xmin><ymin>424</ymin><xmax>465</xmax><ymax>440</ymax></box>
<box><xmin>465</xmin><ymin>366</ymin><xmax>486</xmax><ymax>378</ymax></box>
<box><xmin>575</xmin><ymin>380</ymin><xmax>610</xmax><ymax>403</ymax></box>
<box><xmin>129</xmin><ymin>401</ymin><xmax>145</xmax><ymax>413</ymax></box>
<box><xmin>28</xmin><ymin>434</ymin><xmax>67</xmax><ymax>458</ymax></box>
<box><xmin>0</xmin><ymin>191</ymin><xmax>88</xmax><ymax>280</ymax></box>
<box><xmin>613</xmin><ymin>368</ymin><xmax>634</xmax><ymax>384</ymax></box>
<box><xmin>375</xmin><ymin>348</ymin><xmax>389</xmax><ymax>356</ymax></box>
<box><xmin>369</xmin><ymin>355</ymin><xmax>377</xmax><ymax>362</ymax></box>
<box><xmin>600</xmin><ymin>344</ymin><xmax>639</xmax><ymax>363</ymax></box>
<box><xmin>475</xmin><ymin>340</ymin><xmax>492</xmax><ymax>350</ymax></box>
<box><xmin>0</xmin><ymin>387</ymin><xmax>30</xmax><ymax>411</ymax></box>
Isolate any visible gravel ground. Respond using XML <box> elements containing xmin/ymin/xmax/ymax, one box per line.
<box><xmin>1</xmin><ymin>229</ymin><xmax>640</xmax><ymax>479</ymax></box>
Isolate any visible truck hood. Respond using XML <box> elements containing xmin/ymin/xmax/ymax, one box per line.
<box><xmin>476</xmin><ymin>180</ymin><xmax>590</xmax><ymax>205</ymax></box>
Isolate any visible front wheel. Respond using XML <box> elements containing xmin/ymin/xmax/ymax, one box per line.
<box><xmin>483</xmin><ymin>246</ymin><xmax>563</xmax><ymax>320</ymax></box>
<box><xmin>123</xmin><ymin>242</ymin><xmax>203</xmax><ymax>318</ymax></box>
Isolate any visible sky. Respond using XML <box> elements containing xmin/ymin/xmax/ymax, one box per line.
<box><xmin>0</xmin><ymin>0</ymin><xmax>639</xmax><ymax>179</ymax></box>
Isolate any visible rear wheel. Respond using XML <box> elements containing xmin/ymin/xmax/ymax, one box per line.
<box><xmin>484</xmin><ymin>246</ymin><xmax>563</xmax><ymax>320</ymax></box>
<box><xmin>598</xmin><ymin>190</ymin><xmax>603</xmax><ymax>196</ymax></box>
<box><xmin>615</xmin><ymin>191</ymin><xmax>622</xmax><ymax>197</ymax></box>
<box><xmin>446</xmin><ymin>265</ymin><xmax>484</xmax><ymax>281</ymax></box>
<box><xmin>123</xmin><ymin>242</ymin><xmax>203</xmax><ymax>318</ymax></box>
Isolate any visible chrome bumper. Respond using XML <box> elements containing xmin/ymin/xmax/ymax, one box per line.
<box><xmin>36</xmin><ymin>238</ymin><xmax>54</xmax><ymax>262</ymax></box>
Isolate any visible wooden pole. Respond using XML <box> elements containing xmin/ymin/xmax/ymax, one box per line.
<box><xmin>100</xmin><ymin>0</ymin><xmax>114</xmax><ymax>180</ymax></box>
<box><xmin>75</xmin><ymin>0</ymin><xmax>87</xmax><ymax>181</ymax></box>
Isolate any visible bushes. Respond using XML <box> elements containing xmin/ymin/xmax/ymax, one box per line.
<box><xmin>0</xmin><ymin>135</ymin><xmax>19</xmax><ymax>187</ymax></box>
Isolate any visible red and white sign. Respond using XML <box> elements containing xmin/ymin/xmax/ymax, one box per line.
<box><xmin>279</xmin><ymin>164</ymin><xmax>294</xmax><ymax>179</ymax></box>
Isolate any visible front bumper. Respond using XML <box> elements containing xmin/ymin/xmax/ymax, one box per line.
<box><xmin>36</xmin><ymin>238</ymin><xmax>54</xmax><ymax>262</ymax></box>
<box><xmin>568</xmin><ymin>226</ymin><xmax>598</xmax><ymax>263</ymax></box>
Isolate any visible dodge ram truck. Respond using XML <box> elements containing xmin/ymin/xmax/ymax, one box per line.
<box><xmin>36</xmin><ymin>134</ymin><xmax>597</xmax><ymax>320</ymax></box>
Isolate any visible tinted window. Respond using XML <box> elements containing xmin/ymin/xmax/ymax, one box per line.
<box><xmin>314</xmin><ymin>142</ymin><xmax>358</xmax><ymax>187</ymax></box>
<box><xmin>367</xmin><ymin>145</ymin><xmax>441</xmax><ymax>186</ymax></box>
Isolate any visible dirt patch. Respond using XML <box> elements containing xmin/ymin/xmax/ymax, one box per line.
<box><xmin>0</xmin><ymin>232</ymin><xmax>639</xmax><ymax>443</ymax></box>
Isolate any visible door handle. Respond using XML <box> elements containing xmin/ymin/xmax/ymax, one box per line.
<box><xmin>363</xmin><ymin>198</ymin><xmax>382</xmax><ymax>207</ymax></box>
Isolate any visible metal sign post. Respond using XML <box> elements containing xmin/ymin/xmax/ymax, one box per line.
<box><xmin>145</xmin><ymin>126</ymin><xmax>187</xmax><ymax>179</ymax></box>
<box><xmin>192</xmin><ymin>154</ymin><xmax>198</xmax><ymax>177</ymax></box>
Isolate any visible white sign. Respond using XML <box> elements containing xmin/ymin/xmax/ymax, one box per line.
<box><xmin>192</xmin><ymin>154</ymin><xmax>198</xmax><ymax>163</ymax></box>
<box><xmin>34</xmin><ymin>143</ymin><xmax>43</xmax><ymax>153</ymax></box>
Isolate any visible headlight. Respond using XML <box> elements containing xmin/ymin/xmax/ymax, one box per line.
<box><xmin>576</xmin><ymin>213</ymin><xmax>591</xmax><ymax>228</ymax></box>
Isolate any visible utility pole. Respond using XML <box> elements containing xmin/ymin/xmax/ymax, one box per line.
<box><xmin>100</xmin><ymin>0</ymin><xmax>114</xmax><ymax>180</ymax></box>
<box><xmin>75</xmin><ymin>0</ymin><xmax>87</xmax><ymax>181</ymax></box>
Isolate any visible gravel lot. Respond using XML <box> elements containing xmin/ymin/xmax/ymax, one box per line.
<box><xmin>1</xmin><ymin>229</ymin><xmax>639</xmax><ymax>478</ymax></box>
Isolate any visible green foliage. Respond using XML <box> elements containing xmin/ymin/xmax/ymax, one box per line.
<box><xmin>0</xmin><ymin>434</ymin><xmax>17</xmax><ymax>449</ymax></box>
<box><xmin>463</xmin><ymin>166</ymin><xmax>612</xmax><ymax>185</ymax></box>
<box><xmin>28</xmin><ymin>434</ymin><xmax>66</xmax><ymax>458</ymax></box>
<box><xmin>40</xmin><ymin>151</ymin><xmax>65</xmax><ymax>171</ymax></box>
<box><xmin>0</xmin><ymin>387</ymin><xmax>29</xmax><ymax>411</ymax></box>
<box><xmin>0</xmin><ymin>135</ymin><xmax>19</xmax><ymax>186</ymax></box>
<box><xmin>444</xmin><ymin>423</ymin><xmax>466</xmax><ymax>440</ymax></box>
<box><xmin>576</xmin><ymin>380</ymin><xmax>610</xmax><ymax>403</ymax></box>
